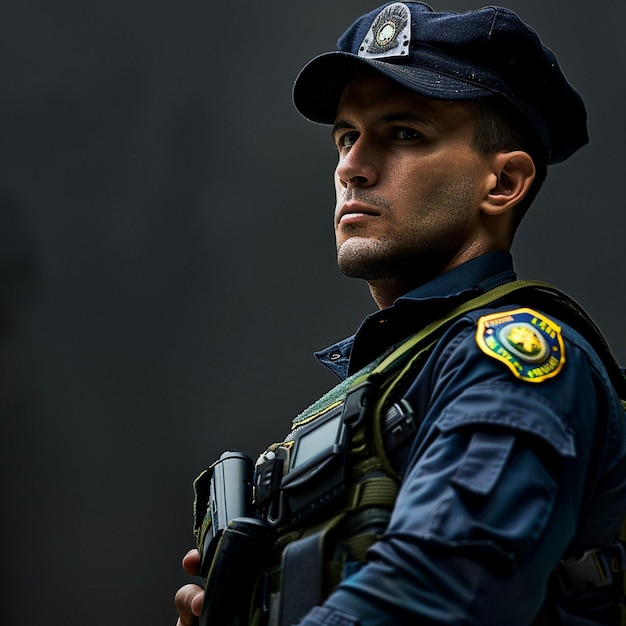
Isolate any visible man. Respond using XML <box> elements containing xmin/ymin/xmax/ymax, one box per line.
<box><xmin>176</xmin><ymin>3</ymin><xmax>626</xmax><ymax>624</ymax></box>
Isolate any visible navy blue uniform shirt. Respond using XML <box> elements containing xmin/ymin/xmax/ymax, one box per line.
<box><xmin>299</xmin><ymin>252</ymin><xmax>626</xmax><ymax>625</ymax></box>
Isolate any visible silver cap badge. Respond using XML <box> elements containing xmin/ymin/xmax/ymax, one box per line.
<box><xmin>358</xmin><ymin>2</ymin><xmax>411</xmax><ymax>59</ymax></box>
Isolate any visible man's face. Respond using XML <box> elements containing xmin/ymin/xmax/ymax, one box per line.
<box><xmin>332</xmin><ymin>71</ymin><xmax>496</xmax><ymax>287</ymax></box>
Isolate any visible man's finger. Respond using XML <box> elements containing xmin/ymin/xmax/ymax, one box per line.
<box><xmin>174</xmin><ymin>583</ymin><xmax>204</xmax><ymax>626</ymax></box>
<box><xmin>182</xmin><ymin>548</ymin><xmax>201</xmax><ymax>576</ymax></box>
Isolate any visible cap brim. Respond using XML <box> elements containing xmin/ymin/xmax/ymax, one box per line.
<box><xmin>293</xmin><ymin>51</ymin><xmax>493</xmax><ymax>124</ymax></box>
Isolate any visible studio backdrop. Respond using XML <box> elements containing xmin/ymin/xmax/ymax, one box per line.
<box><xmin>0</xmin><ymin>1</ymin><xmax>623</xmax><ymax>624</ymax></box>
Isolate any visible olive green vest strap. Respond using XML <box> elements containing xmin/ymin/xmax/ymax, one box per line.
<box><xmin>347</xmin><ymin>475</ymin><xmax>399</xmax><ymax>509</ymax></box>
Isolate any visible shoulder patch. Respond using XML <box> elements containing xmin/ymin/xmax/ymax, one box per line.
<box><xmin>475</xmin><ymin>308</ymin><xmax>565</xmax><ymax>383</ymax></box>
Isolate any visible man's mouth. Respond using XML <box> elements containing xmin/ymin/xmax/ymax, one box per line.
<box><xmin>336</xmin><ymin>201</ymin><xmax>381</xmax><ymax>225</ymax></box>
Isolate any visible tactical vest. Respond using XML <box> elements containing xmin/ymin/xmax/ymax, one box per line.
<box><xmin>193</xmin><ymin>280</ymin><xmax>626</xmax><ymax>626</ymax></box>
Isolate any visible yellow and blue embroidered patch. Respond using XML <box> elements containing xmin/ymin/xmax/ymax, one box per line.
<box><xmin>476</xmin><ymin>308</ymin><xmax>565</xmax><ymax>383</ymax></box>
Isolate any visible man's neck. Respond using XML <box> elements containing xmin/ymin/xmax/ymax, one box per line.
<box><xmin>367</xmin><ymin>277</ymin><xmax>420</xmax><ymax>309</ymax></box>
<box><xmin>366</xmin><ymin>249</ymin><xmax>514</xmax><ymax>309</ymax></box>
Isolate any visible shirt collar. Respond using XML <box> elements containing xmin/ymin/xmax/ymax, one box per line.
<box><xmin>396</xmin><ymin>251</ymin><xmax>515</xmax><ymax>303</ymax></box>
<box><xmin>316</xmin><ymin>252</ymin><xmax>516</xmax><ymax>379</ymax></box>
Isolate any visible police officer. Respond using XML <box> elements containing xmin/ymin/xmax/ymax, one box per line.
<box><xmin>175</xmin><ymin>3</ymin><xmax>626</xmax><ymax>625</ymax></box>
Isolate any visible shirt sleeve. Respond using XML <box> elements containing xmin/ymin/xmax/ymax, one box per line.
<box><xmin>297</xmin><ymin>319</ymin><xmax>622</xmax><ymax>626</ymax></box>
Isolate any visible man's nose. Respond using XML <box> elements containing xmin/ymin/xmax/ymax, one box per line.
<box><xmin>335</xmin><ymin>140</ymin><xmax>379</xmax><ymax>188</ymax></box>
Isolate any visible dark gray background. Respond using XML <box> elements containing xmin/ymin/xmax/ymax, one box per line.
<box><xmin>0</xmin><ymin>1</ymin><xmax>623</xmax><ymax>625</ymax></box>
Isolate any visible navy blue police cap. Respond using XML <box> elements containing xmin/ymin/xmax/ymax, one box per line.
<box><xmin>293</xmin><ymin>2</ymin><xmax>588</xmax><ymax>164</ymax></box>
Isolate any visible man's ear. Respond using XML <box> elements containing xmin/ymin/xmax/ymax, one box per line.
<box><xmin>481</xmin><ymin>151</ymin><xmax>536</xmax><ymax>216</ymax></box>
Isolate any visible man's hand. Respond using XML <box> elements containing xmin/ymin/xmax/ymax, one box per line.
<box><xmin>175</xmin><ymin>549</ymin><xmax>204</xmax><ymax>626</ymax></box>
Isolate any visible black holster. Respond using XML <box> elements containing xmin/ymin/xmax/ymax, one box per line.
<box><xmin>200</xmin><ymin>516</ymin><xmax>272</xmax><ymax>626</ymax></box>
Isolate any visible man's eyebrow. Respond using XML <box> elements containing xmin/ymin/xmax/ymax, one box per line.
<box><xmin>377</xmin><ymin>111</ymin><xmax>440</xmax><ymax>130</ymax></box>
<box><xmin>331</xmin><ymin>111</ymin><xmax>439</xmax><ymax>139</ymax></box>
<box><xmin>331</xmin><ymin>120</ymin><xmax>355</xmax><ymax>139</ymax></box>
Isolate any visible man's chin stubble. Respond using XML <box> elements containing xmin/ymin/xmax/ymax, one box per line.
<box><xmin>336</xmin><ymin>237</ymin><xmax>397</xmax><ymax>280</ymax></box>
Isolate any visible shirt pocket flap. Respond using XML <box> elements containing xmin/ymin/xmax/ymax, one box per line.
<box><xmin>436</xmin><ymin>382</ymin><xmax>576</xmax><ymax>459</ymax></box>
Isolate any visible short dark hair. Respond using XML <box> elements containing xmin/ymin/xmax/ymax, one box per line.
<box><xmin>463</xmin><ymin>97</ymin><xmax>548</xmax><ymax>240</ymax></box>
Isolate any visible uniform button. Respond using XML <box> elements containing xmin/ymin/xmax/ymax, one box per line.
<box><xmin>329</xmin><ymin>352</ymin><xmax>342</xmax><ymax>361</ymax></box>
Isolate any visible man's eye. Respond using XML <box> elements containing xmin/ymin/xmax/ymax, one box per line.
<box><xmin>337</xmin><ymin>132</ymin><xmax>359</xmax><ymax>149</ymax></box>
<box><xmin>393</xmin><ymin>128</ymin><xmax>423</xmax><ymax>141</ymax></box>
